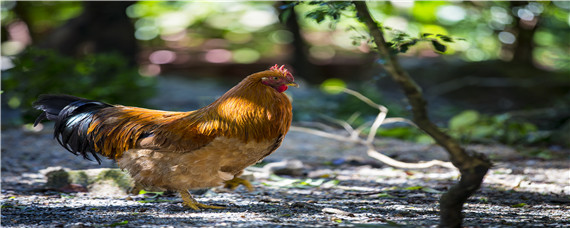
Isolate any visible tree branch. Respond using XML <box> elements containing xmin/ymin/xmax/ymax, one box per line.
<box><xmin>352</xmin><ymin>2</ymin><xmax>492</xmax><ymax>227</ymax></box>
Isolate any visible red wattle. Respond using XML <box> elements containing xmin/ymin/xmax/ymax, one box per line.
<box><xmin>276</xmin><ymin>85</ymin><xmax>288</xmax><ymax>93</ymax></box>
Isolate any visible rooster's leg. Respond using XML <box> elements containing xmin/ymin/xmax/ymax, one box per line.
<box><xmin>179</xmin><ymin>190</ymin><xmax>225</xmax><ymax>210</ymax></box>
<box><xmin>129</xmin><ymin>182</ymin><xmax>145</xmax><ymax>195</ymax></box>
<box><xmin>224</xmin><ymin>177</ymin><xmax>254</xmax><ymax>191</ymax></box>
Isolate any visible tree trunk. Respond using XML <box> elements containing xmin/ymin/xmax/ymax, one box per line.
<box><xmin>276</xmin><ymin>1</ymin><xmax>319</xmax><ymax>83</ymax></box>
<box><xmin>39</xmin><ymin>1</ymin><xmax>138</xmax><ymax>66</ymax></box>
<box><xmin>352</xmin><ymin>2</ymin><xmax>493</xmax><ymax>227</ymax></box>
<box><xmin>510</xmin><ymin>1</ymin><xmax>539</xmax><ymax>66</ymax></box>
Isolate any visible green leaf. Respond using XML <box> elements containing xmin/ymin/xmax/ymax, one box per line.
<box><xmin>415</xmin><ymin>134</ymin><xmax>435</xmax><ymax>144</ymax></box>
<box><xmin>449</xmin><ymin>110</ymin><xmax>480</xmax><ymax>131</ymax></box>
<box><xmin>404</xmin><ymin>186</ymin><xmax>423</xmax><ymax>191</ymax></box>
<box><xmin>431</xmin><ymin>40</ymin><xmax>447</xmax><ymax>53</ymax></box>
<box><xmin>138</xmin><ymin>190</ymin><xmax>164</xmax><ymax>197</ymax></box>
<box><xmin>510</xmin><ymin>203</ymin><xmax>527</xmax><ymax>208</ymax></box>
<box><xmin>470</xmin><ymin>125</ymin><xmax>497</xmax><ymax>139</ymax></box>
<box><xmin>108</xmin><ymin>220</ymin><xmax>128</xmax><ymax>227</ymax></box>
<box><xmin>422</xmin><ymin>33</ymin><xmax>433</xmax><ymax>37</ymax></box>
<box><xmin>279</xmin><ymin>8</ymin><xmax>292</xmax><ymax>23</ymax></box>
<box><xmin>438</xmin><ymin>35</ymin><xmax>454</xmax><ymax>43</ymax></box>
<box><xmin>377</xmin><ymin>192</ymin><xmax>394</xmax><ymax>198</ymax></box>
<box><xmin>306</xmin><ymin>10</ymin><xmax>327</xmax><ymax>23</ymax></box>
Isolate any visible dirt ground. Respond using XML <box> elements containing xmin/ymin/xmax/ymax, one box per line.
<box><xmin>2</xmin><ymin>76</ymin><xmax>569</xmax><ymax>227</ymax></box>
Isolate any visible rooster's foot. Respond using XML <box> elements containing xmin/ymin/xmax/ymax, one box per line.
<box><xmin>224</xmin><ymin>177</ymin><xmax>254</xmax><ymax>191</ymax></box>
<box><xmin>179</xmin><ymin>190</ymin><xmax>224</xmax><ymax>211</ymax></box>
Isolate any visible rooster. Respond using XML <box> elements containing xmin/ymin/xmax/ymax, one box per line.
<box><xmin>33</xmin><ymin>65</ymin><xmax>298</xmax><ymax>210</ymax></box>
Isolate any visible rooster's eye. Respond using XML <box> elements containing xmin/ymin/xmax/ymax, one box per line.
<box><xmin>273</xmin><ymin>77</ymin><xmax>279</xmax><ymax>80</ymax></box>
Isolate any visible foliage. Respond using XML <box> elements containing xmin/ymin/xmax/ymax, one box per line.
<box><xmin>304</xmin><ymin>1</ymin><xmax>353</xmax><ymax>24</ymax></box>
<box><xmin>299</xmin><ymin>2</ymin><xmax>552</xmax><ymax>148</ymax></box>
<box><xmin>2</xmin><ymin>48</ymin><xmax>156</xmax><ymax>123</ymax></box>
<box><xmin>374</xmin><ymin>110</ymin><xmax>547</xmax><ymax>146</ymax></box>
<box><xmin>448</xmin><ymin>110</ymin><xmax>547</xmax><ymax>145</ymax></box>
<box><xmin>5</xmin><ymin>1</ymin><xmax>568</xmax><ymax>70</ymax></box>
<box><xmin>301</xmin><ymin>1</ymin><xmax>462</xmax><ymax>55</ymax></box>
<box><xmin>124</xmin><ymin>1</ymin><xmax>287</xmax><ymax>64</ymax></box>
<box><xmin>292</xmin><ymin>1</ymin><xmax>569</xmax><ymax>70</ymax></box>
<box><xmin>1</xmin><ymin>1</ymin><xmax>83</xmax><ymax>37</ymax></box>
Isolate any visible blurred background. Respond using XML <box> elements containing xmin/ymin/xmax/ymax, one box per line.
<box><xmin>2</xmin><ymin>1</ymin><xmax>569</xmax><ymax>150</ymax></box>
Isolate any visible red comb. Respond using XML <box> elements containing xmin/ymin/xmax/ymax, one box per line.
<box><xmin>270</xmin><ymin>64</ymin><xmax>294</xmax><ymax>80</ymax></box>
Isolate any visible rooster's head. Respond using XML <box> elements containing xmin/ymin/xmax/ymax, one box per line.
<box><xmin>261</xmin><ymin>65</ymin><xmax>299</xmax><ymax>93</ymax></box>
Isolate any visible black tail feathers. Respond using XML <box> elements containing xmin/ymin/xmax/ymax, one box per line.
<box><xmin>33</xmin><ymin>95</ymin><xmax>113</xmax><ymax>164</ymax></box>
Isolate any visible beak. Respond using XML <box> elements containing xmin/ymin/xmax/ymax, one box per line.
<box><xmin>287</xmin><ymin>82</ymin><xmax>299</xmax><ymax>88</ymax></box>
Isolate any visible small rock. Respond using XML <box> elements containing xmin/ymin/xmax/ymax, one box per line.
<box><xmin>64</xmin><ymin>222</ymin><xmax>89</xmax><ymax>228</ymax></box>
<box><xmin>266</xmin><ymin>160</ymin><xmax>306</xmax><ymax>176</ymax></box>
<box><xmin>42</xmin><ymin>167</ymin><xmax>134</xmax><ymax>195</ymax></box>
<box><xmin>260</xmin><ymin>197</ymin><xmax>282</xmax><ymax>203</ymax></box>
<box><xmin>43</xmin><ymin>167</ymin><xmax>72</xmax><ymax>189</ymax></box>
<box><xmin>59</xmin><ymin>184</ymin><xmax>88</xmax><ymax>193</ymax></box>
<box><xmin>322</xmin><ymin>207</ymin><xmax>355</xmax><ymax>217</ymax></box>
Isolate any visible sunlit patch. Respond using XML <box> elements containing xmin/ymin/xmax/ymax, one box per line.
<box><xmin>384</xmin><ymin>16</ymin><xmax>409</xmax><ymax>31</ymax></box>
<box><xmin>1</xmin><ymin>41</ymin><xmax>25</xmax><ymax>56</ymax></box>
<box><xmin>390</xmin><ymin>0</ymin><xmax>414</xmax><ymax>9</ymax></box>
<box><xmin>420</xmin><ymin>24</ymin><xmax>448</xmax><ymax>36</ymax></box>
<box><xmin>156</xmin><ymin>12</ymin><xmax>191</xmax><ymax>35</ymax></box>
<box><xmin>216</xmin><ymin>97</ymin><xmax>262</xmax><ymax>119</ymax></box>
<box><xmin>436</xmin><ymin>5</ymin><xmax>466</xmax><ymax>25</ymax></box>
<box><xmin>239</xmin><ymin>10</ymin><xmax>278</xmax><ymax>31</ymax></box>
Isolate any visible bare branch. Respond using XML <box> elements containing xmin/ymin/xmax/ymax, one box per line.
<box><xmin>290</xmin><ymin>126</ymin><xmax>357</xmax><ymax>143</ymax></box>
<box><xmin>290</xmin><ymin>125</ymin><xmax>454</xmax><ymax>169</ymax></box>
<box><xmin>367</xmin><ymin>147</ymin><xmax>456</xmax><ymax>169</ymax></box>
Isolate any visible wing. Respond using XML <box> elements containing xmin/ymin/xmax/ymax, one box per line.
<box><xmin>89</xmin><ymin>106</ymin><xmax>216</xmax><ymax>160</ymax></box>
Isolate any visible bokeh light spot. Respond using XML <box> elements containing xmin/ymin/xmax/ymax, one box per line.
<box><xmin>498</xmin><ymin>31</ymin><xmax>516</xmax><ymax>44</ymax></box>
<box><xmin>139</xmin><ymin>64</ymin><xmax>161</xmax><ymax>77</ymax></box>
<box><xmin>205</xmin><ymin>49</ymin><xmax>232</xmax><ymax>63</ymax></box>
<box><xmin>437</xmin><ymin>5</ymin><xmax>466</xmax><ymax>24</ymax></box>
<box><xmin>232</xmin><ymin>48</ymin><xmax>260</xmax><ymax>64</ymax></box>
<box><xmin>517</xmin><ymin>8</ymin><xmax>534</xmax><ymax>21</ymax></box>
<box><xmin>149</xmin><ymin>50</ymin><xmax>177</xmax><ymax>65</ymax></box>
<box><xmin>269</xmin><ymin>30</ymin><xmax>294</xmax><ymax>44</ymax></box>
<box><xmin>320</xmin><ymin>78</ymin><xmax>346</xmax><ymax>94</ymax></box>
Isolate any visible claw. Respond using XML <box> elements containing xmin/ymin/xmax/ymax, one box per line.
<box><xmin>224</xmin><ymin>177</ymin><xmax>254</xmax><ymax>192</ymax></box>
<box><xmin>179</xmin><ymin>190</ymin><xmax>225</xmax><ymax>210</ymax></box>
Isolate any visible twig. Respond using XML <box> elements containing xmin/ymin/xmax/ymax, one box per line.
<box><xmin>290</xmin><ymin>87</ymin><xmax>454</xmax><ymax>170</ymax></box>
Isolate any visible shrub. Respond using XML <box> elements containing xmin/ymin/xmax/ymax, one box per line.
<box><xmin>2</xmin><ymin>48</ymin><xmax>156</xmax><ymax>123</ymax></box>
